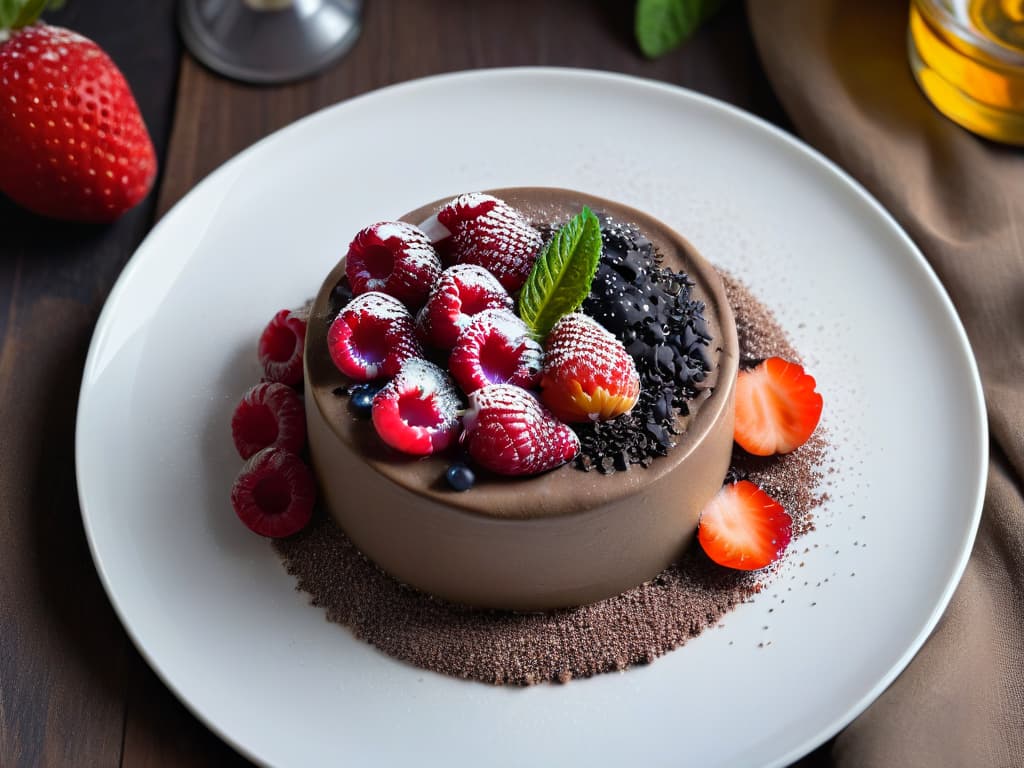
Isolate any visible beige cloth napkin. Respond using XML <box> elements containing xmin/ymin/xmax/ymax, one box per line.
<box><xmin>746</xmin><ymin>1</ymin><xmax>1024</xmax><ymax>765</ymax></box>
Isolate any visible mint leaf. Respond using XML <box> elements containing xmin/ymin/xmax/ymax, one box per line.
<box><xmin>519</xmin><ymin>207</ymin><xmax>602</xmax><ymax>340</ymax></box>
<box><xmin>635</xmin><ymin>0</ymin><xmax>723</xmax><ymax>58</ymax></box>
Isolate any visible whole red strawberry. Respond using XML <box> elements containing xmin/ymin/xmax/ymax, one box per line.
<box><xmin>540</xmin><ymin>313</ymin><xmax>641</xmax><ymax>423</ymax></box>
<box><xmin>0</xmin><ymin>21</ymin><xmax>157</xmax><ymax>221</ymax></box>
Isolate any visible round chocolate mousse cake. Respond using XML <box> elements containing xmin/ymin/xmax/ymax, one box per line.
<box><xmin>302</xmin><ymin>188</ymin><xmax>738</xmax><ymax>611</ymax></box>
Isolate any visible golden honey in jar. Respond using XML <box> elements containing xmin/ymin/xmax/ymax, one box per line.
<box><xmin>909</xmin><ymin>0</ymin><xmax>1024</xmax><ymax>144</ymax></box>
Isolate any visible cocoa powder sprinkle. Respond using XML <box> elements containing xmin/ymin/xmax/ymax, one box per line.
<box><xmin>273</xmin><ymin>275</ymin><xmax>831</xmax><ymax>685</ymax></box>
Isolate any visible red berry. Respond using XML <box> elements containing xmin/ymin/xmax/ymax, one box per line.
<box><xmin>733</xmin><ymin>357</ymin><xmax>823</xmax><ymax>456</ymax></box>
<box><xmin>258</xmin><ymin>310</ymin><xmax>307</xmax><ymax>387</ymax></box>
<box><xmin>345</xmin><ymin>221</ymin><xmax>441</xmax><ymax>308</ymax></box>
<box><xmin>371</xmin><ymin>359</ymin><xmax>462</xmax><ymax>456</ymax></box>
<box><xmin>0</xmin><ymin>24</ymin><xmax>157</xmax><ymax>222</ymax></box>
<box><xmin>697</xmin><ymin>481</ymin><xmax>792</xmax><ymax>570</ymax></box>
<box><xmin>327</xmin><ymin>291</ymin><xmax>422</xmax><ymax>381</ymax></box>
<box><xmin>540</xmin><ymin>313</ymin><xmax>641</xmax><ymax>422</ymax></box>
<box><xmin>231</xmin><ymin>382</ymin><xmax>306</xmax><ymax>459</ymax></box>
<box><xmin>427</xmin><ymin>193</ymin><xmax>542</xmax><ymax>292</ymax></box>
<box><xmin>416</xmin><ymin>264</ymin><xmax>513</xmax><ymax>349</ymax></box>
<box><xmin>230</xmin><ymin>448</ymin><xmax>315</xmax><ymax>538</ymax></box>
<box><xmin>461</xmin><ymin>384</ymin><xmax>579</xmax><ymax>476</ymax></box>
<box><xmin>449</xmin><ymin>309</ymin><xmax>542</xmax><ymax>394</ymax></box>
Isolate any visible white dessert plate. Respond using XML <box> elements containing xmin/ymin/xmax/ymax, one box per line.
<box><xmin>76</xmin><ymin>68</ymin><xmax>986</xmax><ymax>768</ymax></box>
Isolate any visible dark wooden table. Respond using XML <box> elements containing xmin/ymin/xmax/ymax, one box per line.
<box><xmin>1</xmin><ymin>2</ymin><xmax>823</xmax><ymax>765</ymax></box>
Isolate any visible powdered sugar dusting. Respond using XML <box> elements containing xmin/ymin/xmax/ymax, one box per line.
<box><xmin>342</xmin><ymin>291</ymin><xmax>411</xmax><ymax>322</ymax></box>
<box><xmin>447</xmin><ymin>263</ymin><xmax>507</xmax><ymax>294</ymax></box>
<box><xmin>390</xmin><ymin>358</ymin><xmax>462</xmax><ymax>429</ymax></box>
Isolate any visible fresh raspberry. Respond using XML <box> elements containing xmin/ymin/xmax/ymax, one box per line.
<box><xmin>540</xmin><ymin>313</ymin><xmax>641</xmax><ymax>423</ymax></box>
<box><xmin>461</xmin><ymin>384</ymin><xmax>580</xmax><ymax>476</ymax></box>
<box><xmin>345</xmin><ymin>221</ymin><xmax>441</xmax><ymax>308</ymax></box>
<box><xmin>416</xmin><ymin>264</ymin><xmax>513</xmax><ymax>349</ymax></box>
<box><xmin>426</xmin><ymin>193</ymin><xmax>543</xmax><ymax>292</ymax></box>
<box><xmin>371</xmin><ymin>359</ymin><xmax>463</xmax><ymax>456</ymax></box>
<box><xmin>449</xmin><ymin>309</ymin><xmax>542</xmax><ymax>394</ymax></box>
<box><xmin>327</xmin><ymin>292</ymin><xmax>422</xmax><ymax>381</ymax></box>
<box><xmin>231</xmin><ymin>382</ymin><xmax>306</xmax><ymax>459</ymax></box>
<box><xmin>230</xmin><ymin>448</ymin><xmax>315</xmax><ymax>538</ymax></box>
<box><xmin>258</xmin><ymin>310</ymin><xmax>307</xmax><ymax>387</ymax></box>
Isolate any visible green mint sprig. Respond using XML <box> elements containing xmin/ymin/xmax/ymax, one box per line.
<box><xmin>518</xmin><ymin>207</ymin><xmax>602</xmax><ymax>340</ymax></box>
<box><xmin>635</xmin><ymin>0</ymin><xmax>724</xmax><ymax>58</ymax></box>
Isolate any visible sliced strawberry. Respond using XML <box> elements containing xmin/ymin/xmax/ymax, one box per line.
<box><xmin>230</xmin><ymin>447</ymin><xmax>315</xmax><ymax>538</ymax></box>
<box><xmin>734</xmin><ymin>357</ymin><xmax>823</xmax><ymax>456</ymax></box>
<box><xmin>427</xmin><ymin>193</ymin><xmax>543</xmax><ymax>291</ymax></box>
<box><xmin>540</xmin><ymin>313</ymin><xmax>641</xmax><ymax>422</ymax></box>
<box><xmin>449</xmin><ymin>309</ymin><xmax>542</xmax><ymax>394</ymax></box>
<box><xmin>345</xmin><ymin>221</ymin><xmax>441</xmax><ymax>308</ymax></box>
<box><xmin>327</xmin><ymin>291</ymin><xmax>422</xmax><ymax>381</ymax></box>
<box><xmin>416</xmin><ymin>264</ymin><xmax>513</xmax><ymax>349</ymax></box>
<box><xmin>258</xmin><ymin>309</ymin><xmax>307</xmax><ymax>387</ymax></box>
<box><xmin>697</xmin><ymin>481</ymin><xmax>792</xmax><ymax>571</ymax></box>
<box><xmin>461</xmin><ymin>384</ymin><xmax>579</xmax><ymax>476</ymax></box>
<box><xmin>231</xmin><ymin>382</ymin><xmax>306</xmax><ymax>459</ymax></box>
<box><xmin>371</xmin><ymin>359</ymin><xmax>462</xmax><ymax>455</ymax></box>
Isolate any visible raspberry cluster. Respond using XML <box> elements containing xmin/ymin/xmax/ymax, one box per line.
<box><xmin>325</xmin><ymin>194</ymin><xmax>643</xmax><ymax>483</ymax></box>
<box><xmin>229</xmin><ymin>310</ymin><xmax>317</xmax><ymax>537</ymax></box>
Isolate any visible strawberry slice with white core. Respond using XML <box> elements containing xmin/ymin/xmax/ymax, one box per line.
<box><xmin>734</xmin><ymin>357</ymin><xmax>823</xmax><ymax>456</ymax></box>
<box><xmin>416</xmin><ymin>264</ymin><xmax>513</xmax><ymax>349</ymax></box>
<box><xmin>461</xmin><ymin>384</ymin><xmax>580</xmax><ymax>476</ymax></box>
<box><xmin>449</xmin><ymin>309</ymin><xmax>542</xmax><ymax>394</ymax></box>
<box><xmin>697</xmin><ymin>481</ymin><xmax>792</xmax><ymax>571</ymax></box>
<box><xmin>345</xmin><ymin>221</ymin><xmax>441</xmax><ymax>308</ymax></box>
<box><xmin>327</xmin><ymin>291</ymin><xmax>422</xmax><ymax>381</ymax></box>
<box><xmin>371</xmin><ymin>359</ymin><xmax>463</xmax><ymax>455</ymax></box>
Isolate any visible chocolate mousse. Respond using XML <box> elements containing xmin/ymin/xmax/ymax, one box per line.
<box><xmin>302</xmin><ymin>188</ymin><xmax>739</xmax><ymax>611</ymax></box>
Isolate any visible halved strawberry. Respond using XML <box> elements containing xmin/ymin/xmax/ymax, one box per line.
<box><xmin>733</xmin><ymin>357</ymin><xmax>822</xmax><ymax>456</ymax></box>
<box><xmin>697</xmin><ymin>481</ymin><xmax>792</xmax><ymax>571</ymax></box>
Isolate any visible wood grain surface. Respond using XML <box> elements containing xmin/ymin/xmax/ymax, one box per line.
<box><xmin>1</xmin><ymin>2</ymin><xmax>821</xmax><ymax>766</ymax></box>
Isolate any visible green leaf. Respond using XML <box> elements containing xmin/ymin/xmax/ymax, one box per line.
<box><xmin>635</xmin><ymin>0</ymin><xmax>723</xmax><ymax>58</ymax></box>
<box><xmin>519</xmin><ymin>207</ymin><xmax>602</xmax><ymax>340</ymax></box>
<box><xmin>1</xmin><ymin>0</ymin><xmax>61</xmax><ymax>31</ymax></box>
<box><xmin>12</xmin><ymin>0</ymin><xmax>45</xmax><ymax>27</ymax></box>
<box><xmin>0</xmin><ymin>0</ymin><xmax>21</xmax><ymax>30</ymax></box>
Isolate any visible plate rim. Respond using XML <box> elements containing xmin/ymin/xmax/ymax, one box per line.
<box><xmin>75</xmin><ymin>66</ymin><xmax>988</xmax><ymax>768</ymax></box>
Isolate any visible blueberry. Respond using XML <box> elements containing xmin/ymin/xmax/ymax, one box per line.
<box><xmin>349</xmin><ymin>383</ymin><xmax>380</xmax><ymax>417</ymax></box>
<box><xmin>446</xmin><ymin>463</ymin><xmax>475</xmax><ymax>492</ymax></box>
